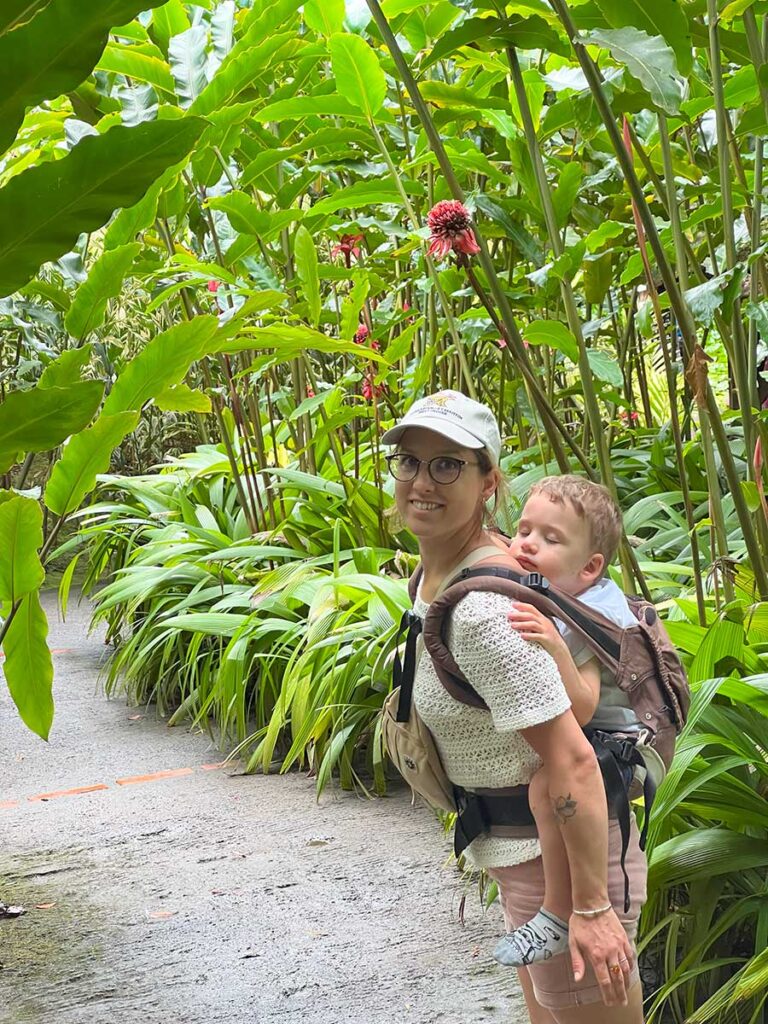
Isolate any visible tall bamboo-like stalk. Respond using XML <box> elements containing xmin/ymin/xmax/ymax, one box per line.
<box><xmin>548</xmin><ymin>0</ymin><xmax>768</xmax><ymax>598</ymax></box>
<box><xmin>506</xmin><ymin>45</ymin><xmax>645</xmax><ymax>594</ymax></box>
<box><xmin>365</xmin><ymin>0</ymin><xmax>597</xmax><ymax>476</ymax></box>
<box><xmin>707</xmin><ymin>0</ymin><xmax>754</xmax><ymax>454</ymax></box>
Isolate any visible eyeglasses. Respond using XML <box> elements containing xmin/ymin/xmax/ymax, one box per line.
<box><xmin>385</xmin><ymin>453</ymin><xmax>478</xmax><ymax>485</ymax></box>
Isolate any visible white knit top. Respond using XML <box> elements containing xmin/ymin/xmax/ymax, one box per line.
<box><xmin>413</xmin><ymin>590</ymin><xmax>571</xmax><ymax>870</ymax></box>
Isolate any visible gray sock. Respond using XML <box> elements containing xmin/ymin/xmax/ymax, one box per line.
<box><xmin>493</xmin><ymin>909</ymin><xmax>569</xmax><ymax>967</ymax></box>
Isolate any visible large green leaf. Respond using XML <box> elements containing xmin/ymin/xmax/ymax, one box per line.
<box><xmin>190</xmin><ymin>34</ymin><xmax>302</xmax><ymax>116</ymax></box>
<box><xmin>523</xmin><ymin>320</ymin><xmax>579</xmax><ymax>362</ymax></box>
<box><xmin>0</xmin><ymin>495</ymin><xmax>44</xmax><ymax>603</ymax></box>
<box><xmin>0</xmin><ymin>381</ymin><xmax>103</xmax><ymax>462</ymax></box>
<box><xmin>649</xmin><ymin>829</ymin><xmax>768</xmax><ymax>888</ymax></box>
<box><xmin>0</xmin><ymin>1</ymin><xmax>51</xmax><ymax>35</ymax></box>
<box><xmin>307</xmin><ymin>179</ymin><xmax>420</xmax><ymax>218</ymax></box>
<box><xmin>294</xmin><ymin>225</ymin><xmax>321</xmax><ymax>327</ymax></box>
<box><xmin>38</xmin><ymin>345</ymin><xmax>93</xmax><ymax>389</ymax></box>
<box><xmin>593</xmin><ymin>0</ymin><xmax>692</xmax><ymax>75</ymax></box>
<box><xmin>101</xmin><ymin>315</ymin><xmax>230</xmax><ymax>417</ymax></box>
<box><xmin>0</xmin><ymin>0</ymin><xmax>169</xmax><ymax>156</ymax></box>
<box><xmin>254</xmin><ymin>94</ymin><xmax>391</xmax><ymax>125</ymax></box>
<box><xmin>64</xmin><ymin>243</ymin><xmax>140</xmax><ymax>340</ymax></box>
<box><xmin>207</xmin><ymin>192</ymin><xmax>301</xmax><ymax>237</ymax></box>
<box><xmin>329</xmin><ymin>33</ymin><xmax>387</xmax><ymax>120</ymax></box>
<box><xmin>582</xmin><ymin>27</ymin><xmax>686</xmax><ymax>115</ymax></box>
<box><xmin>0</xmin><ymin>117</ymin><xmax>205</xmax><ymax>297</ymax></box>
<box><xmin>150</xmin><ymin>0</ymin><xmax>190</xmax><ymax>53</ymax></box>
<box><xmin>44</xmin><ymin>411</ymin><xmax>140</xmax><ymax>517</ymax></box>
<box><xmin>168</xmin><ymin>25</ymin><xmax>209</xmax><ymax>108</ymax></box>
<box><xmin>222</xmin><ymin>323</ymin><xmax>386</xmax><ymax>361</ymax></box>
<box><xmin>2</xmin><ymin>589</ymin><xmax>54</xmax><ymax>740</ymax></box>
<box><xmin>304</xmin><ymin>0</ymin><xmax>345</xmax><ymax>34</ymax></box>
<box><xmin>95</xmin><ymin>42</ymin><xmax>175</xmax><ymax>96</ymax></box>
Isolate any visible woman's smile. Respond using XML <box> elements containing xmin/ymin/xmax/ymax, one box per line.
<box><xmin>410</xmin><ymin>499</ymin><xmax>444</xmax><ymax>512</ymax></box>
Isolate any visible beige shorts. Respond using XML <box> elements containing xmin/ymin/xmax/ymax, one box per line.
<box><xmin>488</xmin><ymin>819</ymin><xmax>648</xmax><ymax>1010</ymax></box>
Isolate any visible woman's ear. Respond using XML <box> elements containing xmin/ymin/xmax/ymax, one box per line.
<box><xmin>482</xmin><ymin>467</ymin><xmax>501</xmax><ymax>503</ymax></box>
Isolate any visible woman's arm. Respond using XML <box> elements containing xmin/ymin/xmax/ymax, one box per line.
<box><xmin>521</xmin><ymin>711</ymin><xmax>634</xmax><ymax>1006</ymax></box>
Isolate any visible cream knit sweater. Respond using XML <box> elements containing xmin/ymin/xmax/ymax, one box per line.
<box><xmin>413</xmin><ymin>590</ymin><xmax>571</xmax><ymax>869</ymax></box>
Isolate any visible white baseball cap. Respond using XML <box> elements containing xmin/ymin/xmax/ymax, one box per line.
<box><xmin>381</xmin><ymin>391</ymin><xmax>501</xmax><ymax>464</ymax></box>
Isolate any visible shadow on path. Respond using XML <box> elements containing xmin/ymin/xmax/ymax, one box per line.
<box><xmin>0</xmin><ymin>593</ymin><xmax>527</xmax><ymax>1024</ymax></box>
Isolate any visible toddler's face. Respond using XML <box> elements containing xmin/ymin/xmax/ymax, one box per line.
<box><xmin>509</xmin><ymin>493</ymin><xmax>604</xmax><ymax>595</ymax></box>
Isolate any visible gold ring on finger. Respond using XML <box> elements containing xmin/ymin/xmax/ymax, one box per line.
<box><xmin>610</xmin><ymin>964</ymin><xmax>622</xmax><ymax>976</ymax></box>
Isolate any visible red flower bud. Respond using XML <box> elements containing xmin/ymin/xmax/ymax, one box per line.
<box><xmin>427</xmin><ymin>200</ymin><xmax>481</xmax><ymax>260</ymax></box>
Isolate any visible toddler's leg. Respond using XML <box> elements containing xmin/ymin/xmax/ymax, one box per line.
<box><xmin>493</xmin><ymin>767</ymin><xmax>571</xmax><ymax>968</ymax></box>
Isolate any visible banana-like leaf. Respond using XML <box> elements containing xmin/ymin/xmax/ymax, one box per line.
<box><xmin>582</xmin><ymin>27</ymin><xmax>686</xmax><ymax>116</ymax></box>
<box><xmin>169</xmin><ymin>25</ymin><xmax>209</xmax><ymax>108</ymax></box>
<box><xmin>304</xmin><ymin>0</ymin><xmax>344</xmax><ymax>35</ymax></box>
<box><xmin>154</xmin><ymin>384</ymin><xmax>212</xmax><ymax>413</ymax></box>
<box><xmin>44</xmin><ymin>411</ymin><xmax>140</xmax><ymax>517</ymax></box>
<box><xmin>150</xmin><ymin>0</ymin><xmax>190</xmax><ymax>54</ymax></box>
<box><xmin>38</xmin><ymin>345</ymin><xmax>93</xmax><ymax>389</ymax></box>
<box><xmin>592</xmin><ymin>0</ymin><xmax>692</xmax><ymax>75</ymax></box>
<box><xmin>0</xmin><ymin>0</ymin><xmax>169</xmax><ymax>156</ymax></box>
<box><xmin>1</xmin><ymin>1</ymin><xmax>51</xmax><ymax>35</ymax></box>
<box><xmin>329</xmin><ymin>33</ymin><xmax>387</xmax><ymax>120</ymax></box>
<box><xmin>0</xmin><ymin>118</ymin><xmax>206</xmax><ymax>297</ymax></box>
<box><xmin>1</xmin><ymin>589</ymin><xmax>53</xmax><ymax>739</ymax></box>
<box><xmin>64</xmin><ymin>243</ymin><xmax>140</xmax><ymax>340</ymax></box>
<box><xmin>95</xmin><ymin>42</ymin><xmax>175</xmax><ymax>97</ymax></box>
<box><xmin>0</xmin><ymin>495</ymin><xmax>44</xmax><ymax>603</ymax></box>
<box><xmin>293</xmin><ymin>225</ymin><xmax>321</xmax><ymax>327</ymax></box>
<box><xmin>101</xmin><ymin>315</ymin><xmax>231</xmax><ymax>417</ymax></box>
<box><xmin>0</xmin><ymin>381</ymin><xmax>103</xmax><ymax>463</ymax></box>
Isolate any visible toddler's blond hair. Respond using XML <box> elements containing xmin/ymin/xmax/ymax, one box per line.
<box><xmin>527</xmin><ymin>475</ymin><xmax>623</xmax><ymax>570</ymax></box>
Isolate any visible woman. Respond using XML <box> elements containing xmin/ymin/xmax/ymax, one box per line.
<box><xmin>382</xmin><ymin>391</ymin><xmax>646</xmax><ymax>1024</ymax></box>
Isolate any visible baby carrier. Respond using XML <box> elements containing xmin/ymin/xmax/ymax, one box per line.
<box><xmin>382</xmin><ymin>560</ymin><xmax>690</xmax><ymax>911</ymax></box>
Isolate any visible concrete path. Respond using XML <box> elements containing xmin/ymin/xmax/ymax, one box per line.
<box><xmin>0</xmin><ymin>594</ymin><xmax>528</xmax><ymax>1024</ymax></box>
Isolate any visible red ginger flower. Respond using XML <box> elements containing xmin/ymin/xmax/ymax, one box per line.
<box><xmin>331</xmin><ymin>233</ymin><xmax>364</xmax><ymax>266</ymax></box>
<box><xmin>207</xmin><ymin>280</ymin><xmax>220</xmax><ymax>292</ymax></box>
<box><xmin>362</xmin><ymin>372</ymin><xmax>386</xmax><ymax>402</ymax></box>
<box><xmin>427</xmin><ymin>200</ymin><xmax>481</xmax><ymax>260</ymax></box>
<box><xmin>353</xmin><ymin>324</ymin><xmax>380</xmax><ymax>350</ymax></box>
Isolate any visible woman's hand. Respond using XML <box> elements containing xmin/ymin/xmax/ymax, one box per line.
<box><xmin>568</xmin><ymin>909</ymin><xmax>635</xmax><ymax>1006</ymax></box>
<box><xmin>507</xmin><ymin>602</ymin><xmax>565</xmax><ymax>658</ymax></box>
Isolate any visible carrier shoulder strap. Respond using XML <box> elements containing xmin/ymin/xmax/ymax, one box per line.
<box><xmin>422</xmin><ymin>566</ymin><xmax>625</xmax><ymax>702</ymax></box>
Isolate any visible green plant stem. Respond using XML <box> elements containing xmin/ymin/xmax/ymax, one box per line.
<box><xmin>549</xmin><ymin>0</ymin><xmax>768</xmax><ymax>599</ymax></box>
<box><xmin>657</xmin><ymin>114</ymin><xmax>708</xmax><ymax>625</ymax></box>
<box><xmin>505</xmin><ymin>48</ymin><xmax>616</xmax><ymax>490</ymax></box>
<box><xmin>707</xmin><ymin>0</ymin><xmax>754</xmax><ymax>452</ymax></box>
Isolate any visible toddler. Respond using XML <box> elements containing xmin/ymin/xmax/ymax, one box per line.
<box><xmin>493</xmin><ymin>475</ymin><xmax>640</xmax><ymax>967</ymax></box>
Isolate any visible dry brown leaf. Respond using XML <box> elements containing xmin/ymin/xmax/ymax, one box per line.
<box><xmin>35</xmin><ymin>903</ymin><xmax>56</xmax><ymax>910</ymax></box>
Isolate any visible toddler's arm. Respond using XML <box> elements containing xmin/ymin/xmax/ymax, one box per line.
<box><xmin>507</xmin><ymin>602</ymin><xmax>600</xmax><ymax>726</ymax></box>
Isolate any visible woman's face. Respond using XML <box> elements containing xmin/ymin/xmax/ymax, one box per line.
<box><xmin>392</xmin><ymin>428</ymin><xmax>498</xmax><ymax>542</ymax></box>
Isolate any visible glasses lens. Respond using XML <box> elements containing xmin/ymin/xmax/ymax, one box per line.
<box><xmin>430</xmin><ymin>457</ymin><xmax>462</xmax><ymax>484</ymax></box>
<box><xmin>388</xmin><ymin>454</ymin><xmax>419</xmax><ymax>480</ymax></box>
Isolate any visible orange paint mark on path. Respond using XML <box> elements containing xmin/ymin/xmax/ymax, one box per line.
<box><xmin>28</xmin><ymin>784</ymin><xmax>109</xmax><ymax>803</ymax></box>
<box><xmin>201</xmin><ymin>762</ymin><xmax>228</xmax><ymax>771</ymax></box>
<box><xmin>0</xmin><ymin>800</ymin><xmax>19</xmax><ymax>810</ymax></box>
<box><xmin>116</xmin><ymin>768</ymin><xmax>194</xmax><ymax>786</ymax></box>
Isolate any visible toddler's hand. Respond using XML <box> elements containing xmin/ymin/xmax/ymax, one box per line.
<box><xmin>507</xmin><ymin>602</ymin><xmax>563</xmax><ymax>655</ymax></box>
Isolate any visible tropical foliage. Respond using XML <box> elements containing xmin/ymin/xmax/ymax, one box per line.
<box><xmin>3</xmin><ymin>0</ymin><xmax>768</xmax><ymax>1019</ymax></box>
